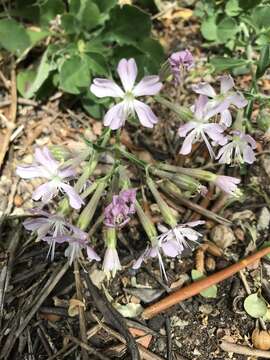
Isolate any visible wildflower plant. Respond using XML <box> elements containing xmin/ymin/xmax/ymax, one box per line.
<box><xmin>17</xmin><ymin>52</ymin><xmax>258</xmax><ymax>281</ymax></box>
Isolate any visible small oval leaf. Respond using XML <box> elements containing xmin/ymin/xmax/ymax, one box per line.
<box><xmin>244</xmin><ymin>293</ymin><xmax>267</xmax><ymax>318</ymax></box>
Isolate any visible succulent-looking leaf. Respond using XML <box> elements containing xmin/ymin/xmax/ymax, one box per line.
<box><xmin>244</xmin><ymin>293</ymin><xmax>268</xmax><ymax>318</ymax></box>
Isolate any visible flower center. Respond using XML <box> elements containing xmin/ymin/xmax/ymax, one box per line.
<box><xmin>124</xmin><ymin>91</ymin><xmax>135</xmax><ymax>101</ymax></box>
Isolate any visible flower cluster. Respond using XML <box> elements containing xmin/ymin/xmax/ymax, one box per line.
<box><xmin>23</xmin><ymin>210</ymin><xmax>99</xmax><ymax>264</ymax></box>
<box><xmin>178</xmin><ymin>75</ymin><xmax>256</xmax><ymax>165</ymax></box>
<box><xmin>15</xmin><ymin>53</ymin><xmax>257</xmax><ymax>280</ymax></box>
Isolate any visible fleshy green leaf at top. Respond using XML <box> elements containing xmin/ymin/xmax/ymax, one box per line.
<box><xmin>252</xmin><ymin>6</ymin><xmax>270</xmax><ymax>29</ymax></box>
<box><xmin>59</xmin><ymin>55</ymin><xmax>90</xmax><ymax>94</ymax></box>
<box><xmin>210</xmin><ymin>57</ymin><xmax>248</xmax><ymax>72</ymax></box>
<box><xmin>68</xmin><ymin>0</ymin><xmax>101</xmax><ymax>30</ymax></box>
<box><xmin>216</xmin><ymin>17</ymin><xmax>239</xmax><ymax>43</ymax></box>
<box><xmin>191</xmin><ymin>270</ymin><xmax>217</xmax><ymax>299</ymax></box>
<box><xmin>225</xmin><ymin>0</ymin><xmax>241</xmax><ymax>17</ymax></box>
<box><xmin>244</xmin><ymin>293</ymin><xmax>268</xmax><ymax>318</ymax></box>
<box><xmin>93</xmin><ymin>0</ymin><xmax>117</xmax><ymax>13</ymax></box>
<box><xmin>39</xmin><ymin>0</ymin><xmax>65</xmax><ymax>26</ymax></box>
<box><xmin>0</xmin><ymin>19</ymin><xmax>31</xmax><ymax>56</ymax></box>
<box><xmin>104</xmin><ymin>5</ymin><xmax>151</xmax><ymax>46</ymax></box>
<box><xmin>26</xmin><ymin>29</ymin><xmax>50</xmax><ymax>46</ymax></box>
<box><xmin>201</xmin><ymin>16</ymin><xmax>218</xmax><ymax>41</ymax></box>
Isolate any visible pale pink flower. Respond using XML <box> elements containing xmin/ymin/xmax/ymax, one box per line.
<box><xmin>133</xmin><ymin>221</ymin><xmax>204</xmax><ymax>280</ymax></box>
<box><xmin>90</xmin><ymin>58</ymin><xmax>162</xmax><ymax>130</ymax></box>
<box><xmin>16</xmin><ymin>147</ymin><xmax>83</xmax><ymax>209</ymax></box>
<box><xmin>192</xmin><ymin>75</ymin><xmax>248</xmax><ymax>127</ymax></box>
<box><xmin>23</xmin><ymin>209</ymin><xmax>71</xmax><ymax>261</ymax></box>
<box><xmin>102</xmin><ymin>247</ymin><xmax>121</xmax><ymax>277</ymax></box>
<box><xmin>169</xmin><ymin>49</ymin><xmax>194</xmax><ymax>84</ymax></box>
<box><xmin>217</xmin><ymin>130</ymin><xmax>256</xmax><ymax>165</ymax></box>
<box><xmin>104</xmin><ymin>189</ymin><xmax>136</xmax><ymax>228</ymax></box>
<box><xmin>178</xmin><ymin>95</ymin><xmax>227</xmax><ymax>158</ymax></box>
<box><xmin>58</xmin><ymin>226</ymin><xmax>100</xmax><ymax>265</ymax></box>
<box><xmin>214</xmin><ymin>175</ymin><xmax>241</xmax><ymax>196</ymax></box>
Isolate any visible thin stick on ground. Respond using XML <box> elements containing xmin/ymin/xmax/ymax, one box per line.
<box><xmin>220</xmin><ymin>340</ymin><xmax>270</xmax><ymax>358</ymax></box>
<box><xmin>142</xmin><ymin>246</ymin><xmax>270</xmax><ymax>320</ymax></box>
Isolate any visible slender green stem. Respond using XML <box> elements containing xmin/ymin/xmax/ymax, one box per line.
<box><xmin>154</xmin><ymin>95</ymin><xmax>193</xmax><ymax>122</ymax></box>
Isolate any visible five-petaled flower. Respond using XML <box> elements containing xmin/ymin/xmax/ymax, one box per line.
<box><xmin>169</xmin><ymin>49</ymin><xmax>194</xmax><ymax>85</ymax></box>
<box><xmin>104</xmin><ymin>189</ymin><xmax>136</xmax><ymax>228</ymax></box>
<box><xmin>133</xmin><ymin>221</ymin><xmax>204</xmax><ymax>280</ymax></box>
<box><xmin>90</xmin><ymin>58</ymin><xmax>162</xmax><ymax>130</ymax></box>
<box><xmin>178</xmin><ymin>95</ymin><xmax>227</xmax><ymax>158</ymax></box>
<box><xmin>192</xmin><ymin>75</ymin><xmax>248</xmax><ymax>127</ymax></box>
<box><xmin>217</xmin><ymin>130</ymin><xmax>256</xmax><ymax>165</ymax></box>
<box><xmin>16</xmin><ymin>147</ymin><xmax>84</xmax><ymax>209</ymax></box>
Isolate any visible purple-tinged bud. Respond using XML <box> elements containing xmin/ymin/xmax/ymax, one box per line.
<box><xmin>169</xmin><ymin>49</ymin><xmax>194</xmax><ymax>85</ymax></box>
<box><xmin>104</xmin><ymin>189</ymin><xmax>136</xmax><ymax>228</ymax></box>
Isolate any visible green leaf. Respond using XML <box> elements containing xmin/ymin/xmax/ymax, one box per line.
<box><xmin>39</xmin><ymin>0</ymin><xmax>65</xmax><ymax>26</ymax></box>
<box><xmin>225</xmin><ymin>0</ymin><xmax>241</xmax><ymax>17</ymax></box>
<box><xmin>256</xmin><ymin>45</ymin><xmax>270</xmax><ymax>79</ymax></box>
<box><xmin>252</xmin><ymin>6</ymin><xmax>270</xmax><ymax>29</ymax></box>
<box><xmin>104</xmin><ymin>5</ymin><xmax>151</xmax><ymax>45</ymax></box>
<box><xmin>244</xmin><ymin>293</ymin><xmax>268</xmax><ymax>318</ymax></box>
<box><xmin>24</xmin><ymin>48</ymin><xmax>55</xmax><ymax>98</ymax></box>
<box><xmin>217</xmin><ymin>17</ymin><xmax>238</xmax><ymax>43</ymax></box>
<box><xmin>93</xmin><ymin>0</ymin><xmax>117</xmax><ymax>13</ymax></box>
<box><xmin>191</xmin><ymin>270</ymin><xmax>217</xmax><ymax>299</ymax></box>
<box><xmin>136</xmin><ymin>38</ymin><xmax>165</xmax><ymax>73</ymax></box>
<box><xmin>26</xmin><ymin>29</ymin><xmax>49</xmax><ymax>46</ymax></box>
<box><xmin>0</xmin><ymin>19</ymin><xmax>31</xmax><ymax>56</ymax></box>
<box><xmin>61</xmin><ymin>13</ymin><xmax>79</xmax><ymax>34</ymax></box>
<box><xmin>59</xmin><ymin>55</ymin><xmax>90</xmax><ymax>94</ymax></box>
<box><xmin>85</xmin><ymin>53</ymin><xmax>109</xmax><ymax>76</ymax></box>
<box><xmin>239</xmin><ymin>0</ymin><xmax>261</xmax><ymax>10</ymax></box>
<box><xmin>69</xmin><ymin>0</ymin><xmax>101</xmax><ymax>30</ymax></box>
<box><xmin>201</xmin><ymin>16</ymin><xmax>218</xmax><ymax>41</ymax></box>
<box><xmin>211</xmin><ymin>57</ymin><xmax>248</xmax><ymax>72</ymax></box>
<box><xmin>17</xmin><ymin>69</ymin><xmax>36</xmax><ymax>97</ymax></box>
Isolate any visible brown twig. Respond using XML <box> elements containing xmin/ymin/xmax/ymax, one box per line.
<box><xmin>142</xmin><ymin>247</ymin><xmax>270</xmax><ymax>319</ymax></box>
<box><xmin>220</xmin><ymin>340</ymin><xmax>270</xmax><ymax>358</ymax></box>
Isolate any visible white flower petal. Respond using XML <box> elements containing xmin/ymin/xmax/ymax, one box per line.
<box><xmin>220</xmin><ymin>75</ymin><xmax>234</xmax><ymax>94</ymax></box>
<box><xmin>192</xmin><ymin>83</ymin><xmax>216</xmax><ymax>98</ymax></box>
<box><xmin>133</xmin><ymin>76</ymin><xmax>162</xmax><ymax>96</ymax></box>
<box><xmin>103</xmin><ymin>102</ymin><xmax>126</xmax><ymax>130</ymax></box>
<box><xmin>117</xmin><ymin>58</ymin><xmax>137</xmax><ymax>92</ymax></box>
<box><xmin>90</xmin><ymin>78</ymin><xmax>124</xmax><ymax>98</ymax></box>
<box><xmin>133</xmin><ymin>100</ymin><xmax>158</xmax><ymax>128</ymax></box>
